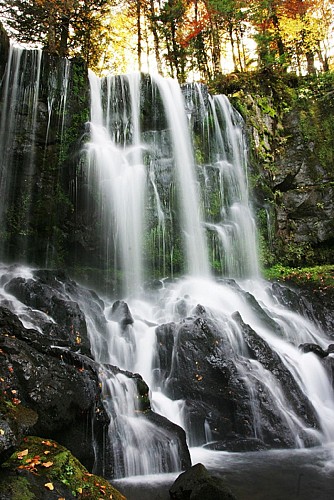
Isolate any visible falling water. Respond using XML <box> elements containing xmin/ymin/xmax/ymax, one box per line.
<box><xmin>0</xmin><ymin>45</ymin><xmax>73</xmax><ymax>265</ymax></box>
<box><xmin>86</xmin><ymin>72</ymin><xmax>147</xmax><ymax>295</ymax></box>
<box><xmin>151</xmin><ymin>75</ymin><xmax>210</xmax><ymax>277</ymax></box>
<box><xmin>0</xmin><ymin>45</ymin><xmax>42</xmax><ymax>244</ymax></box>
<box><xmin>85</xmin><ymin>71</ymin><xmax>334</xmax><ymax>479</ymax></box>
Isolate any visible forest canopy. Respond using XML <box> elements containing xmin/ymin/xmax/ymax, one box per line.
<box><xmin>0</xmin><ymin>0</ymin><xmax>333</xmax><ymax>81</ymax></box>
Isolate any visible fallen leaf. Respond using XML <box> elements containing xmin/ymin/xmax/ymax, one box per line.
<box><xmin>42</xmin><ymin>461</ymin><xmax>53</xmax><ymax>468</ymax></box>
<box><xmin>77</xmin><ymin>487</ymin><xmax>83</xmax><ymax>493</ymax></box>
<box><xmin>0</xmin><ymin>429</ymin><xmax>4</xmax><ymax>436</ymax></box>
<box><xmin>17</xmin><ymin>449</ymin><xmax>29</xmax><ymax>459</ymax></box>
<box><xmin>44</xmin><ymin>482</ymin><xmax>54</xmax><ymax>491</ymax></box>
<box><xmin>44</xmin><ymin>450</ymin><xmax>51</xmax><ymax>455</ymax></box>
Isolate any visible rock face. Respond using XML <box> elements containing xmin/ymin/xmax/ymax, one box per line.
<box><xmin>0</xmin><ymin>436</ymin><xmax>126</xmax><ymax>500</ymax></box>
<box><xmin>235</xmin><ymin>75</ymin><xmax>334</xmax><ymax>268</ymax></box>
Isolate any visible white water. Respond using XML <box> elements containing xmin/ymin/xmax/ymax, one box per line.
<box><xmin>86</xmin><ymin>72</ymin><xmax>147</xmax><ymax>295</ymax></box>
<box><xmin>151</xmin><ymin>75</ymin><xmax>210</xmax><ymax>277</ymax></box>
<box><xmin>84</xmin><ymin>72</ymin><xmax>334</xmax><ymax>478</ymax></box>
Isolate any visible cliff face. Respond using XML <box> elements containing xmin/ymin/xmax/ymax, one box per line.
<box><xmin>227</xmin><ymin>73</ymin><xmax>334</xmax><ymax>268</ymax></box>
<box><xmin>0</xmin><ymin>25</ymin><xmax>91</xmax><ymax>271</ymax></box>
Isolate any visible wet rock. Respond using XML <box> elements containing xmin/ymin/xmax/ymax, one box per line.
<box><xmin>299</xmin><ymin>343</ymin><xmax>328</xmax><ymax>358</ymax></box>
<box><xmin>271</xmin><ymin>281</ymin><xmax>334</xmax><ymax>337</ymax></box>
<box><xmin>109</xmin><ymin>300</ymin><xmax>134</xmax><ymax>328</ymax></box>
<box><xmin>154</xmin><ymin>316</ymin><xmax>254</xmax><ymax>448</ymax></box>
<box><xmin>169</xmin><ymin>462</ymin><xmax>237</xmax><ymax>500</ymax></box>
<box><xmin>0</xmin><ymin>436</ymin><xmax>126</xmax><ymax>500</ymax></box>
<box><xmin>154</xmin><ymin>308</ymin><xmax>321</xmax><ymax>450</ymax></box>
<box><xmin>3</xmin><ymin>269</ymin><xmax>107</xmax><ymax>357</ymax></box>
<box><xmin>233</xmin><ymin>312</ymin><xmax>320</xmax><ymax>438</ymax></box>
<box><xmin>0</xmin><ymin>300</ymin><xmax>110</xmax><ymax>474</ymax></box>
<box><xmin>203</xmin><ymin>437</ymin><xmax>268</xmax><ymax>452</ymax></box>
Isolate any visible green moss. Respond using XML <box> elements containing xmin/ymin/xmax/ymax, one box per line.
<box><xmin>263</xmin><ymin>264</ymin><xmax>334</xmax><ymax>288</ymax></box>
<box><xmin>0</xmin><ymin>474</ymin><xmax>35</xmax><ymax>500</ymax></box>
<box><xmin>2</xmin><ymin>436</ymin><xmax>126</xmax><ymax>500</ymax></box>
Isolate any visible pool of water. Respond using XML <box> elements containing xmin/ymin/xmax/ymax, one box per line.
<box><xmin>113</xmin><ymin>444</ymin><xmax>334</xmax><ymax>499</ymax></box>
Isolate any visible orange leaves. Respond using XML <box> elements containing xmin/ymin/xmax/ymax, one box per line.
<box><xmin>42</xmin><ymin>461</ymin><xmax>54</xmax><ymax>468</ymax></box>
<box><xmin>16</xmin><ymin>445</ymin><xmax>55</xmax><ymax>474</ymax></box>
<box><xmin>42</xmin><ymin>439</ymin><xmax>58</xmax><ymax>448</ymax></box>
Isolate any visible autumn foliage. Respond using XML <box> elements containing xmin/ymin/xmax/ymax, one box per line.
<box><xmin>0</xmin><ymin>0</ymin><xmax>333</xmax><ymax>78</ymax></box>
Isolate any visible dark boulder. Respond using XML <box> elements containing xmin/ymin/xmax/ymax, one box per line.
<box><xmin>3</xmin><ymin>268</ymin><xmax>107</xmax><ymax>357</ymax></box>
<box><xmin>108</xmin><ymin>300</ymin><xmax>134</xmax><ymax>328</ymax></box>
<box><xmin>154</xmin><ymin>315</ymin><xmax>256</xmax><ymax>448</ymax></box>
<box><xmin>271</xmin><ymin>281</ymin><xmax>334</xmax><ymax>337</ymax></box>
<box><xmin>0</xmin><ymin>436</ymin><xmax>126</xmax><ymax>500</ymax></box>
<box><xmin>154</xmin><ymin>307</ymin><xmax>321</xmax><ymax>450</ymax></box>
<box><xmin>299</xmin><ymin>343</ymin><xmax>328</xmax><ymax>358</ymax></box>
<box><xmin>169</xmin><ymin>462</ymin><xmax>237</xmax><ymax>500</ymax></box>
<box><xmin>203</xmin><ymin>437</ymin><xmax>268</xmax><ymax>452</ymax></box>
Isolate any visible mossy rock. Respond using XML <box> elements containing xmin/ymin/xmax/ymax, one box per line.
<box><xmin>0</xmin><ymin>436</ymin><xmax>126</xmax><ymax>500</ymax></box>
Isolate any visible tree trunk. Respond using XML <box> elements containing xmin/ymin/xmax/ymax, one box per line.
<box><xmin>60</xmin><ymin>15</ymin><xmax>70</xmax><ymax>57</ymax></box>
<box><xmin>137</xmin><ymin>0</ymin><xmax>142</xmax><ymax>71</ymax></box>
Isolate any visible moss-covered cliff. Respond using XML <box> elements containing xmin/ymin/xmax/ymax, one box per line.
<box><xmin>212</xmin><ymin>70</ymin><xmax>334</xmax><ymax>270</ymax></box>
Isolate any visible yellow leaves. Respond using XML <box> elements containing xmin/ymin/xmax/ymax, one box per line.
<box><xmin>44</xmin><ymin>482</ymin><xmax>54</xmax><ymax>491</ymax></box>
<box><xmin>0</xmin><ymin>429</ymin><xmax>5</xmax><ymax>436</ymax></box>
<box><xmin>17</xmin><ymin>449</ymin><xmax>29</xmax><ymax>459</ymax></box>
<box><xmin>42</xmin><ymin>461</ymin><xmax>54</xmax><ymax>468</ymax></box>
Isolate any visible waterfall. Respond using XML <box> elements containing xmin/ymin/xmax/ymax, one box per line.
<box><xmin>85</xmin><ymin>71</ymin><xmax>334</xmax><ymax>478</ymax></box>
<box><xmin>1</xmin><ymin>52</ymin><xmax>334</xmax><ymax>482</ymax></box>
<box><xmin>86</xmin><ymin>72</ymin><xmax>147</xmax><ymax>295</ymax></box>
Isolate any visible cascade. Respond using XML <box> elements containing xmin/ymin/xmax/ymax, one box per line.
<box><xmin>0</xmin><ymin>48</ymin><xmax>334</xmax><ymax>485</ymax></box>
<box><xmin>85</xmin><ymin>72</ymin><xmax>334</xmax><ymax>477</ymax></box>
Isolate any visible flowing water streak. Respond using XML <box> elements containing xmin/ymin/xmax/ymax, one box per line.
<box><xmin>0</xmin><ymin>45</ymin><xmax>43</xmax><ymax>257</ymax></box>
<box><xmin>152</xmin><ymin>75</ymin><xmax>210</xmax><ymax>278</ymax></box>
<box><xmin>87</xmin><ymin>72</ymin><xmax>146</xmax><ymax>295</ymax></box>
<box><xmin>206</xmin><ymin>93</ymin><xmax>259</xmax><ymax>277</ymax></box>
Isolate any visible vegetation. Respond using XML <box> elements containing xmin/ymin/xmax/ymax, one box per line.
<box><xmin>0</xmin><ymin>0</ymin><xmax>333</xmax><ymax>77</ymax></box>
<box><xmin>263</xmin><ymin>264</ymin><xmax>334</xmax><ymax>287</ymax></box>
<box><xmin>1</xmin><ymin>436</ymin><xmax>125</xmax><ymax>500</ymax></box>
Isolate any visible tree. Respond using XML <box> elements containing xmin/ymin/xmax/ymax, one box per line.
<box><xmin>0</xmin><ymin>0</ymin><xmax>110</xmax><ymax>65</ymax></box>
